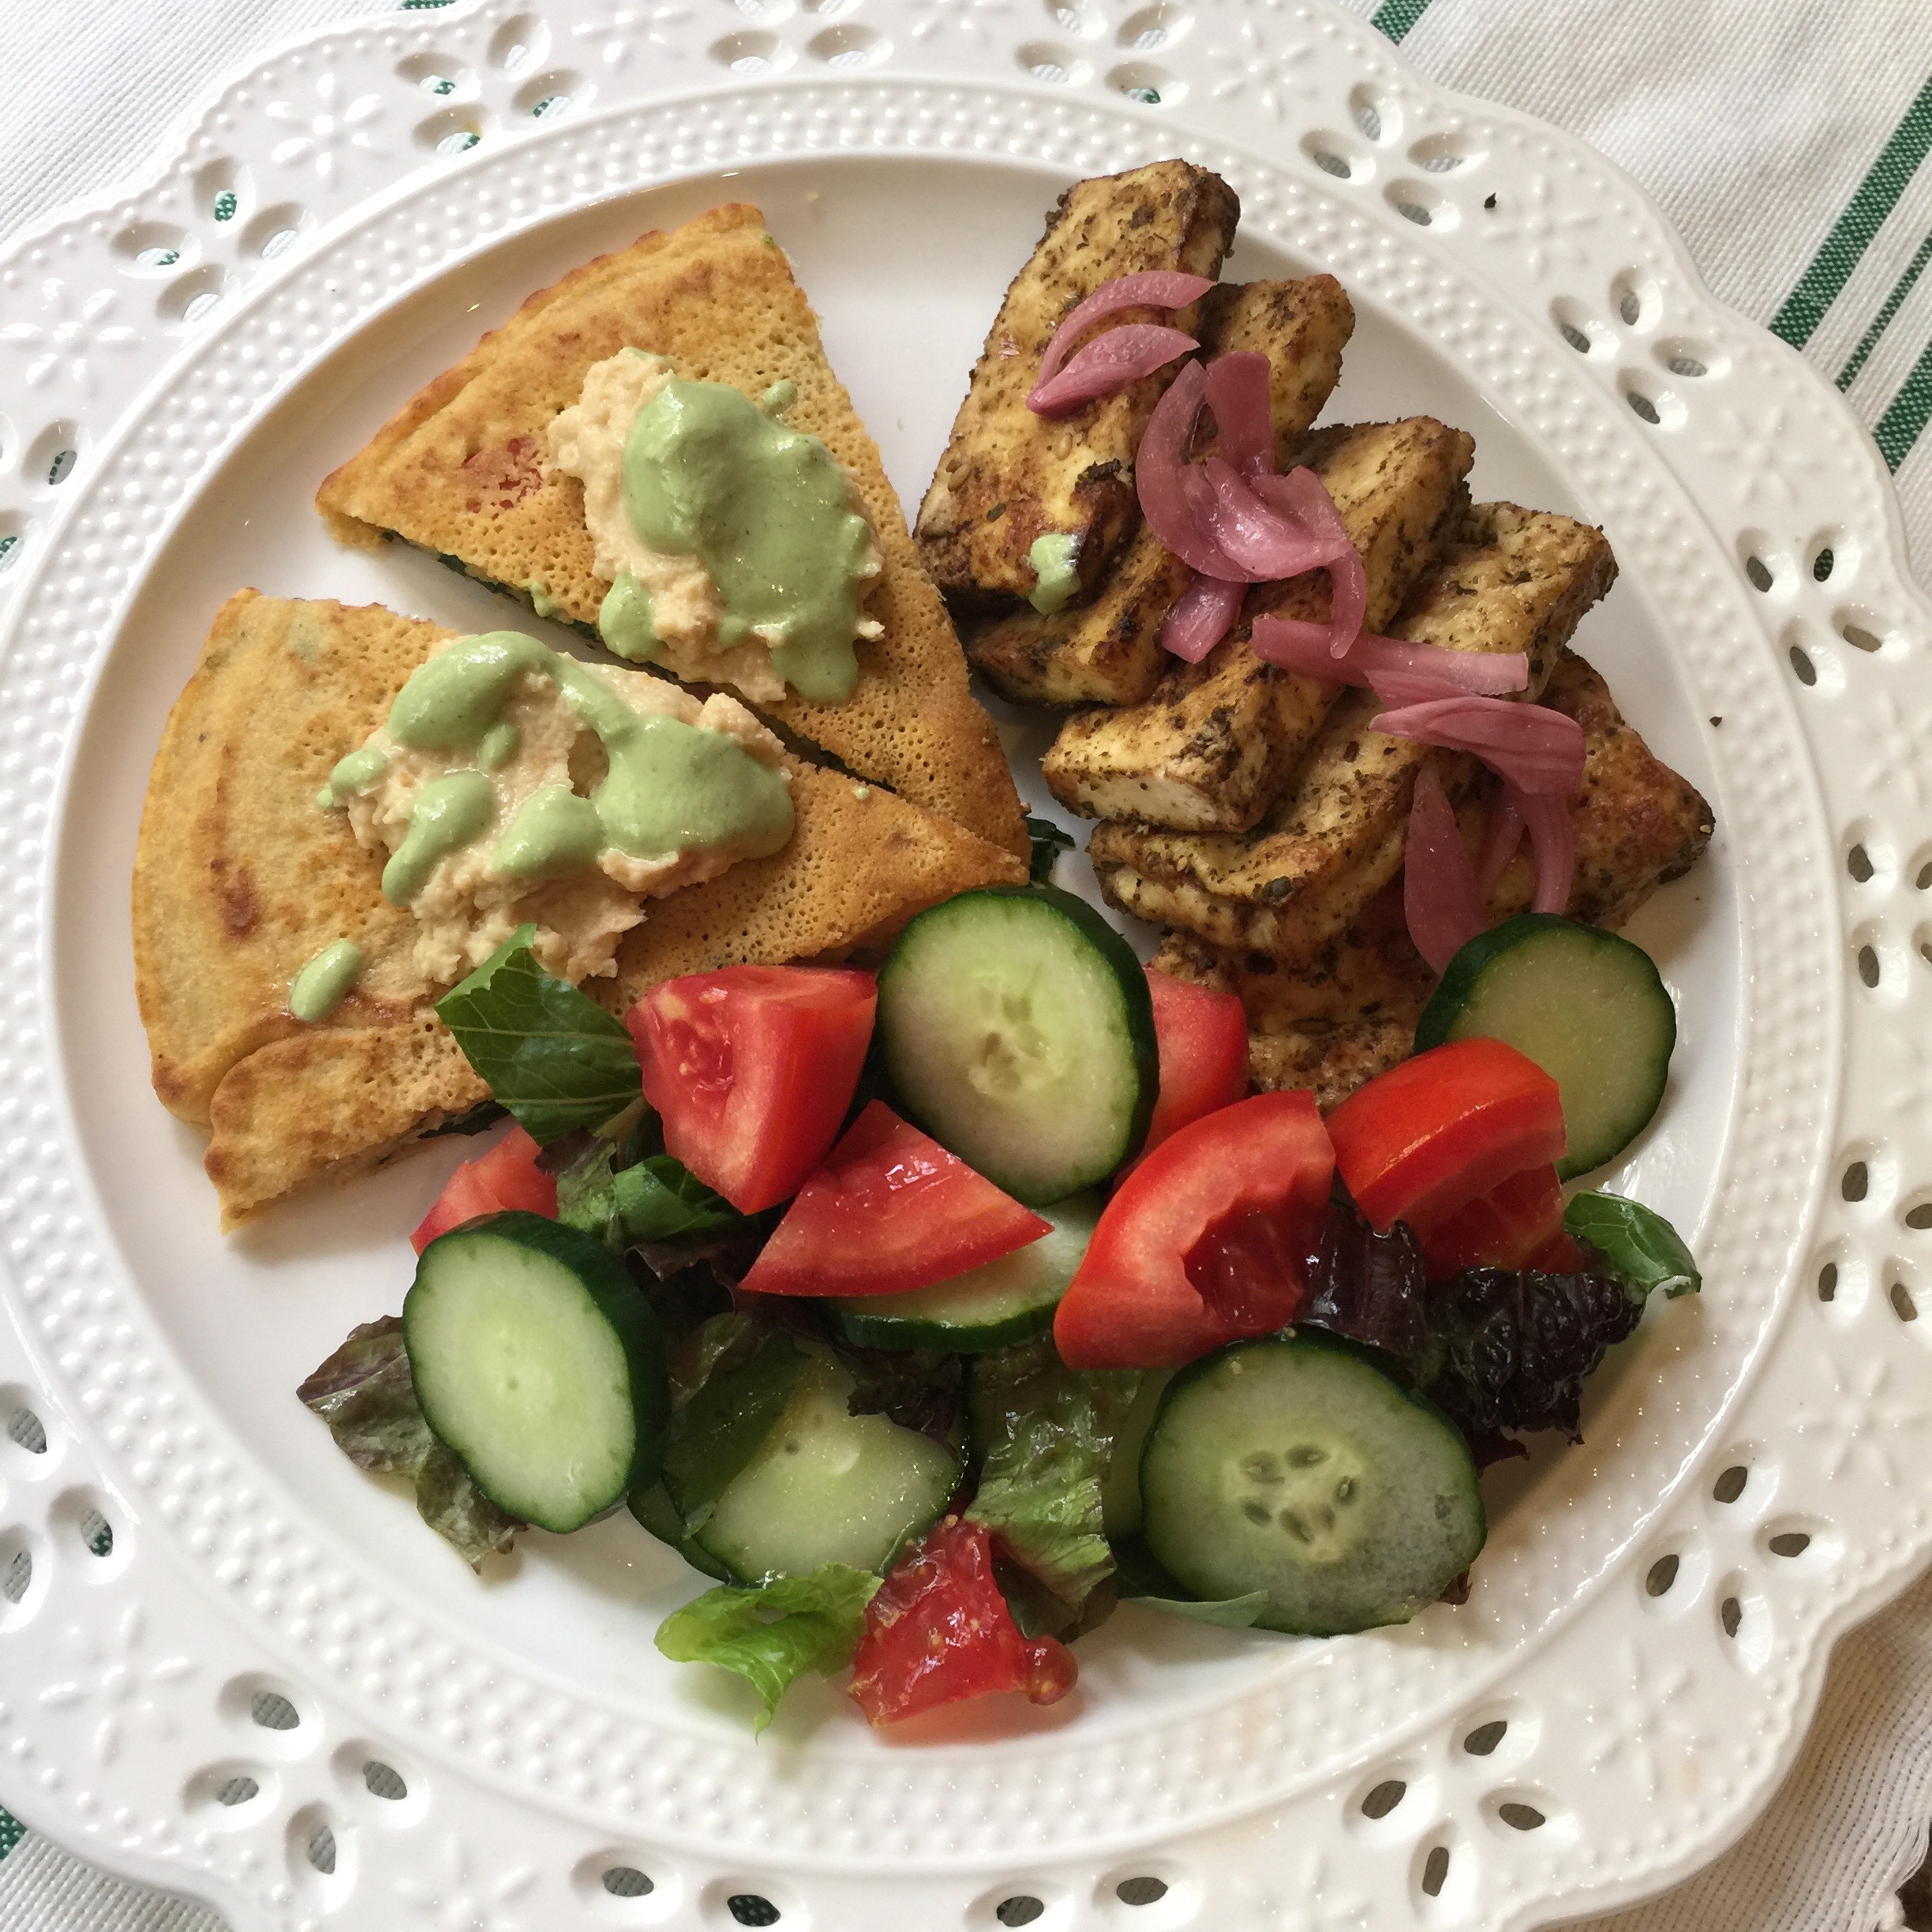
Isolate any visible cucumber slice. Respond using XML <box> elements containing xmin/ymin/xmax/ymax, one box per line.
<box><xmin>405</xmin><ymin>1211</ymin><xmax>668</xmax><ymax>1533</ymax></box>
<box><xmin>877</xmin><ymin>885</ymin><xmax>1157</xmax><ymax>1204</ymax></box>
<box><xmin>825</xmin><ymin>1191</ymin><xmax>1101</xmax><ymax>1352</ymax></box>
<box><xmin>1414</xmin><ymin>913</ymin><xmax>1676</xmax><ymax>1179</ymax></box>
<box><xmin>692</xmin><ymin>1350</ymin><xmax>960</xmax><ymax>1584</ymax></box>
<box><xmin>1139</xmin><ymin>1333</ymin><xmax>1484</xmax><ymax>1634</ymax></box>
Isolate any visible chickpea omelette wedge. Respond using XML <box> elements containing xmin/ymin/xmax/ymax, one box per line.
<box><xmin>133</xmin><ymin>592</ymin><xmax>1024</xmax><ymax>1227</ymax></box>
<box><xmin>315</xmin><ymin>200</ymin><xmax>1027</xmax><ymax>858</ymax></box>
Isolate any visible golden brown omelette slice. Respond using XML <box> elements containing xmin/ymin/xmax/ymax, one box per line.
<box><xmin>314</xmin><ymin>202</ymin><xmax>1027</xmax><ymax>861</ymax></box>
<box><xmin>137</xmin><ymin>592</ymin><xmax>1025</xmax><ymax>1227</ymax></box>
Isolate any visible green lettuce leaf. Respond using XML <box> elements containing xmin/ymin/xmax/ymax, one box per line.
<box><xmin>1564</xmin><ymin>1193</ymin><xmax>1702</xmax><ymax>1301</ymax></box>
<box><xmin>435</xmin><ymin>926</ymin><xmax>642</xmax><ymax>1142</ymax></box>
<box><xmin>1024</xmin><ymin>814</ymin><xmax>1076</xmax><ymax>886</ymax></box>
<box><xmin>556</xmin><ymin>1135</ymin><xmax>741</xmax><ymax>1256</ymax></box>
<box><xmin>966</xmin><ymin>1339</ymin><xmax>1141</xmax><ymax>1634</ymax></box>
<box><xmin>1128</xmin><ymin>1591</ymin><xmax>1275</xmax><ymax>1628</ymax></box>
<box><xmin>616</xmin><ymin>1157</ymin><xmax>739</xmax><ymax>1242</ymax></box>
<box><xmin>556</xmin><ymin>1137</ymin><xmax>624</xmax><ymax>1247</ymax></box>
<box><xmin>298</xmin><ymin>1317</ymin><xmax>519</xmax><ymax>1567</ymax></box>
<box><xmin>662</xmin><ymin>1313</ymin><xmax>808</xmax><ymax>1530</ymax></box>
<box><xmin>654</xmin><ymin>1564</ymin><xmax>881</xmax><ymax>1733</ymax></box>
<box><xmin>1110</xmin><ymin>1533</ymin><xmax>1273</xmax><ymax>1627</ymax></box>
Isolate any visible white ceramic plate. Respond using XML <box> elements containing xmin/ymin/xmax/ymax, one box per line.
<box><xmin>1</xmin><ymin>4</ymin><xmax>1928</xmax><ymax>1929</ymax></box>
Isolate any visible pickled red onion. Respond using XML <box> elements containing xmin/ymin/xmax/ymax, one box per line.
<box><xmin>1140</xmin><ymin>368</ymin><xmax>1362</xmax><ymax>585</ymax></box>
<box><xmin>1253</xmin><ymin>469</ymin><xmax>1367</xmax><ymax>655</ymax></box>
<box><xmin>1404</xmin><ymin>762</ymin><xmax>1486</xmax><ymax>974</ymax></box>
<box><xmin>1160</xmin><ymin>573</ymin><xmax>1246</xmax><ymax>662</ymax></box>
<box><xmin>1372</xmin><ymin>694</ymin><xmax>1587</xmax><ymax>797</ymax></box>
<box><xmin>1517</xmin><ymin>786</ymin><xmax>1578</xmax><ymax>914</ymax></box>
<box><xmin>1028</xmin><ymin>271</ymin><xmax>1215</xmax><ymax>411</ymax></box>
<box><xmin>1202</xmin><ymin>459</ymin><xmax>1339</xmax><ymax>579</ymax></box>
<box><xmin>1249</xmin><ymin>616</ymin><xmax>1530</xmax><ymax>701</ymax></box>
<box><xmin>1477</xmin><ymin>788</ymin><xmax>1526</xmax><ymax>891</ymax></box>
<box><xmin>1027</xmin><ymin>324</ymin><xmax>1200</xmax><ymax>417</ymax></box>
<box><xmin>1137</xmin><ymin>364</ymin><xmax>1249</xmax><ymax>576</ymax></box>
<box><xmin>1201</xmin><ymin>350</ymin><xmax>1275</xmax><ymax>476</ymax></box>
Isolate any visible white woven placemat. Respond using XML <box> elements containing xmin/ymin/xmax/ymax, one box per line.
<box><xmin>5</xmin><ymin>2</ymin><xmax>1930</xmax><ymax>1926</ymax></box>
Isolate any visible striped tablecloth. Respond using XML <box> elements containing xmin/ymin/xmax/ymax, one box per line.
<box><xmin>5</xmin><ymin>2</ymin><xmax>1932</xmax><ymax>1927</ymax></box>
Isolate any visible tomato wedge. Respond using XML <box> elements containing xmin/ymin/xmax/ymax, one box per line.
<box><xmin>1529</xmin><ymin>1230</ymin><xmax>1590</xmax><ymax>1274</ymax></box>
<box><xmin>1138</xmin><ymin>967</ymin><xmax>1249</xmax><ymax>1159</ymax></box>
<box><xmin>411</xmin><ymin>1124</ymin><xmax>556</xmax><ymax>1253</ymax></box>
<box><xmin>1055</xmin><ymin>1091</ymin><xmax>1335</xmax><ymax>1370</ymax></box>
<box><xmin>1420</xmin><ymin>1162</ymin><xmax>1564</xmax><ymax>1278</ymax></box>
<box><xmin>738</xmin><ymin>1101</ymin><xmax>1050</xmax><ymax>1298</ymax></box>
<box><xmin>848</xmin><ymin>1517</ymin><xmax>1076</xmax><ymax>1725</ymax></box>
<box><xmin>627</xmin><ymin>964</ymin><xmax>876</xmax><ymax>1214</ymax></box>
<box><xmin>1326</xmin><ymin>1038</ymin><xmax>1565</xmax><ymax>1237</ymax></box>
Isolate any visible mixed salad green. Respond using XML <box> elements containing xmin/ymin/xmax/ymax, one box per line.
<box><xmin>301</xmin><ymin>887</ymin><xmax>1699</xmax><ymax>1730</ymax></box>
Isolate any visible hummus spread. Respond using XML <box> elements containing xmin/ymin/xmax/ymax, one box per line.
<box><xmin>546</xmin><ymin>350</ymin><xmax>883</xmax><ymax>704</ymax></box>
<box><xmin>331</xmin><ymin>631</ymin><xmax>793</xmax><ymax>986</ymax></box>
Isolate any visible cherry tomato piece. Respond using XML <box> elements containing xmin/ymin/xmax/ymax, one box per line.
<box><xmin>848</xmin><ymin>1517</ymin><xmax>1076</xmax><ymax>1725</ymax></box>
<box><xmin>738</xmin><ymin>1101</ymin><xmax>1051</xmax><ymax>1298</ymax></box>
<box><xmin>627</xmin><ymin>965</ymin><xmax>876</xmax><ymax>1214</ymax></box>
<box><xmin>1055</xmin><ymin>1091</ymin><xmax>1335</xmax><ymax>1370</ymax></box>
<box><xmin>411</xmin><ymin>1125</ymin><xmax>556</xmax><ymax>1253</ymax></box>
<box><xmin>1326</xmin><ymin>1038</ymin><xmax>1565</xmax><ymax>1238</ymax></box>
<box><xmin>1420</xmin><ymin>1163</ymin><xmax>1564</xmax><ymax>1278</ymax></box>
<box><xmin>1138</xmin><ymin>967</ymin><xmax>1249</xmax><ymax>1159</ymax></box>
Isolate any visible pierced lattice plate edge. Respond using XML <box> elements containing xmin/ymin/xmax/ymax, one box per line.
<box><xmin>0</xmin><ymin>3</ymin><xmax>1916</xmax><ymax>1932</ymax></box>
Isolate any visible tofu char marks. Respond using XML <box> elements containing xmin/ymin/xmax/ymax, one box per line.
<box><xmin>1086</xmin><ymin>504</ymin><xmax>1618</xmax><ymax>959</ymax></box>
<box><xmin>965</xmin><ymin>275</ymin><xmax>1357</xmax><ymax>710</ymax></box>
<box><xmin>1043</xmin><ymin>418</ymin><xmax>1476</xmax><ymax>833</ymax></box>
<box><xmin>915</xmin><ymin>160</ymin><xmax>1240</xmax><ymax>606</ymax></box>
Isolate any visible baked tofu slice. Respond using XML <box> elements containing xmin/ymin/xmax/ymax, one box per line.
<box><xmin>965</xmin><ymin>276</ymin><xmax>1355</xmax><ymax>707</ymax></box>
<box><xmin>914</xmin><ymin>160</ymin><xmax>1239</xmax><ymax>605</ymax></box>
<box><xmin>314</xmin><ymin>203</ymin><xmax>1026</xmax><ymax>859</ymax></box>
<box><xmin>1043</xmin><ymin>417</ymin><xmax>1475</xmax><ymax>830</ymax></box>
<box><xmin>1090</xmin><ymin>503</ymin><xmax>1617</xmax><ymax>956</ymax></box>
<box><xmin>137</xmin><ymin>593</ymin><xmax>1024</xmax><ymax>1226</ymax></box>
<box><xmin>1151</xmin><ymin>646</ymin><xmax>1714</xmax><ymax>1106</ymax></box>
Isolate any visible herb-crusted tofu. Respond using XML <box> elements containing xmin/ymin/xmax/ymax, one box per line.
<box><xmin>915</xmin><ymin>160</ymin><xmax>1240</xmax><ymax>606</ymax></box>
<box><xmin>1042</xmin><ymin>417</ymin><xmax>1475</xmax><ymax>831</ymax></box>
<box><xmin>1088</xmin><ymin>504</ymin><xmax>1618</xmax><ymax>955</ymax></box>
<box><xmin>965</xmin><ymin>275</ymin><xmax>1356</xmax><ymax>708</ymax></box>
<box><xmin>1151</xmin><ymin>647</ymin><xmax>1713</xmax><ymax>1107</ymax></box>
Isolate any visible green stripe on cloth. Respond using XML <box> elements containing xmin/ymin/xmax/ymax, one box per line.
<box><xmin>1370</xmin><ymin>0</ymin><xmax>1435</xmax><ymax>43</ymax></box>
<box><xmin>1772</xmin><ymin>70</ymin><xmax>1932</xmax><ymax>349</ymax></box>
<box><xmin>1874</xmin><ymin>332</ymin><xmax>1932</xmax><ymax>468</ymax></box>
<box><xmin>0</xmin><ymin>1809</ymin><xmax>24</xmax><ymax>1859</ymax></box>
<box><xmin>1838</xmin><ymin>230</ymin><xmax>1932</xmax><ymax>388</ymax></box>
